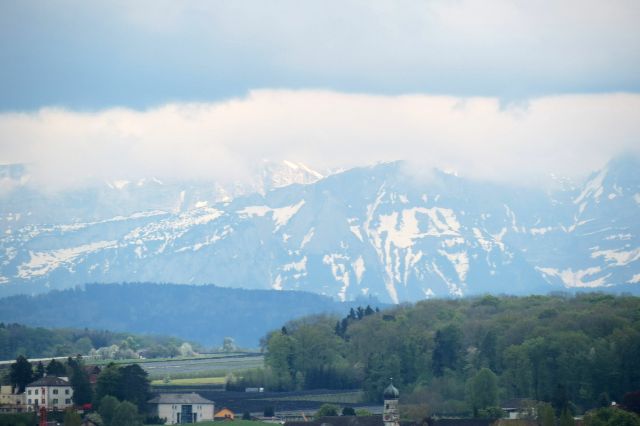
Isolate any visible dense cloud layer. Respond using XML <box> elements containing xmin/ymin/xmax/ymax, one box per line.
<box><xmin>1</xmin><ymin>90</ymin><xmax>639</xmax><ymax>191</ymax></box>
<box><xmin>1</xmin><ymin>0</ymin><xmax>639</xmax><ymax>108</ymax></box>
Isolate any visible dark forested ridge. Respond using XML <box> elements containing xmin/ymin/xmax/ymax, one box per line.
<box><xmin>0</xmin><ymin>283</ymin><xmax>371</xmax><ymax>346</ymax></box>
<box><xmin>255</xmin><ymin>293</ymin><xmax>640</xmax><ymax>416</ymax></box>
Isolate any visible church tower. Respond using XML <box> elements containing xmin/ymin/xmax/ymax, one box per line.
<box><xmin>383</xmin><ymin>380</ymin><xmax>400</xmax><ymax>426</ymax></box>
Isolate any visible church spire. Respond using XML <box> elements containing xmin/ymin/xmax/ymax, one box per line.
<box><xmin>383</xmin><ymin>379</ymin><xmax>399</xmax><ymax>426</ymax></box>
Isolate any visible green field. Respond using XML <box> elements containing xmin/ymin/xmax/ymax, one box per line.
<box><xmin>89</xmin><ymin>352</ymin><xmax>257</xmax><ymax>366</ymax></box>
<box><xmin>267</xmin><ymin>391</ymin><xmax>364</xmax><ymax>404</ymax></box>
<box><xmin>86</xmin><ymin>353</ymin><xmax>264</xmax><ymax>381</ymax></box>
<box><xmin>151</xmin><ymin>376</ymin><xmax>227</xmax><ymax>386</ymax></box>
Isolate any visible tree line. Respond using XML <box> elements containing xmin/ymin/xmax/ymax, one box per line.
<box><xmin>0</xmin><ymin>322</ymin><xmax>192</xmax><ymax>360</ymax></box>
<box><xmin>238</xmin><ymin>294</ymin><xmax>640</xmax><ymax>419</ymax></box>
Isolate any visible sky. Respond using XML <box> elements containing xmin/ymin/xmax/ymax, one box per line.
<box><xmin>1</xmin><ymin>0</ymin><xmax>639</xmax><ymax>190</ymax></box>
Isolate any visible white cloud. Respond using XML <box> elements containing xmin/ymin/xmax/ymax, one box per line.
<box><xmin>0</xmin><ymin>90</ymin><xmax>639</xmax><ymax>191</ymax></box>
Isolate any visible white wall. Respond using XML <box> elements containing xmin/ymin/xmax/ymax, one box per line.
<box><xmin>156</xmin><ymin>403</ymin><xmax>215</xmax><ymax>425</ymax></box>
<box><xmin>25</xmin><ymin>385</ymin><xmax>73</xmax><ymax>411</ymax></box>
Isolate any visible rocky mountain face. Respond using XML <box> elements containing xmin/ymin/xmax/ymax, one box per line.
<box><xmin>1</xmin><ymin>157</ymin><xmax>638</xmax><ymax>302</ymax></box>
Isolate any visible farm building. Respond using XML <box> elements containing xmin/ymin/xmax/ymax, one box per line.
<box><xmin>148</xmin><ymin>392</ymin><xmax>215</xmax><ymax>424</ymax></box>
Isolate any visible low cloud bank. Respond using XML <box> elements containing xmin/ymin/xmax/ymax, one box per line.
<box><xmin>1</xmin><ymin>90</ymin><xmax>639</xmax><ymax>191</ymax></box>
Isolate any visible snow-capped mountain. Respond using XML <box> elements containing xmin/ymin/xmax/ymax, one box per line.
<box><xmin>1</xmin><ymin>157</ymin><xmax>638</xmax><ymax>302</ymax></box>
<box><xmin>0</xmin><ymin>160</ymin><xmax>325</xmax><ymax>232</ymax></box>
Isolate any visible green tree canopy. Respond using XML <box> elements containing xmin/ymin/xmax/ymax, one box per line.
<box><xmin>98</xmin><ymin>395</ymin><xmax>119</xmax><ymax>426</ymax></box>
<box><xmin>342</xmin><ymin>407</ymin><xmax>356</xmax><ymax>416</ymax></box>
<box><xmin>584</xmin><ymin>407</ymin><xmax>640</xmax><ymax>426</ymax></box>
<box><xmin>315</xmin><ymin>403</ymin><xmax>339</xmax><ymax>418</ymax></box>
<box><xmin>559</xmin><ymin>408</ymin><xmax>576</xmax><ymax>426</ymax></box>
<box><xmin>119</xmin><ymin>364</ymin><xmax>150</xmax><ymax>412</ymax></box>
<box><xmin>468</xmin><ymin>368</ymin><xmax>498</xmax><ymax>414</ymax></box>
<box><xmin>68</xmin><ymin>359</ymin><xmax>92</xmax><ymax>405</ymax></box>
<box><xmin>537</xmin><ymin>402</ymin><xmax>556</xmax><ymax>426</ymax></box>
<box><xmin>34</xmin><ymin>361</ymin><xmax>45</xmax><ymax>380</ymax></box>
<box><xmin>63</xmin><ymin>409</ymin><xmax>82</xmax><ymax>426</ymax></box>
<box><xmin>432</xmin><ymin>325</ymin><xmax>463</xmax><ymax>376</ymax></box>
<box><xmin>9</xmin><ymin>355</ymin><xmax>33</xmax><ymax>393</ymax></box>
<box><xmin>111</xmin><ymin>401</ymin><xmax>142</xmax><ymax>426</ymax></box>
<box><xmin>259</xmin><ymin>294</ymin><xmax>640</xmax><ymax>415</ymax></box>
<box><xmin>94</xmin><ymin>364</ymin><xmax>122</xmax><ymax>404</ymax></box>
<box><xmin>45</xmin><ymin>358</ymin><xmax>67</xmax><ymax>376</ymax></box>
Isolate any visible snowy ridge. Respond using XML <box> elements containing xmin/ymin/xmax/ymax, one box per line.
<box><xmin>0</xmin><ymin>157</ymin><xmax>639</xmax><ymax>301</ymax></box>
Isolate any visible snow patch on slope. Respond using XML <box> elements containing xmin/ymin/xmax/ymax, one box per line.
<box><xmin>175</xmin><ymin>225</ymin><xmax>234</xmax><ymax>252</ymax></box>
<box><xmin>323</xmin><ymin>253</ymin><xmax>351</xmax><ymax>302</ymax></box>
<box><xmin>238</xmin><ymin>200</ymin><xmax>305</xmax><ymax>232</ymax></box>
<box><xmin>350</xmin><ymin>226</ymin><xmax>363</xmax><ymax>242</ymax></box>
<box><xmin>238</xmin><ymin>206</ymin><xmax>271</xmax><ymax>217</ymax></box>
<box><xmin>273</xmin><ymin>200</ymin><xmax>305</xmax><ymax>230</ymax></box>
<box><xmin>272</xmin><ymin>274</ymin><xmax>283</xmax><ymax>290</ymax></box>
<box><xmin>591</xmin><ymin>248</ymin><xmax>640</xmax><ymax>266</ymax></box>
<box><xmin>300</xmin><ymin>227</ymin><xmax>314</xmax><ymax>248</ymax></box>
<box><xmin>18</xmin><ymin>241</ymin><xmax>118</xmax><ymax>278</ymax></box>
<box><xmin>352</xmin><ymin>256</ymin><xmax>365</xmax><ymax>284</ymax></box>
<box><xmin>125</xmin><ymin>208</ymin><xmax>223</xmax><ymax>245</ymax></box>
<box><xmin>429</xmin><ymin>261</ymin><xmax>464</xmax><ymax>296</ymax></box>
<box><xmin>375</xmin><ymin>207</ymin><xmax>461</xmax><ymax>249</ymax></box>
<box><xmin>537</xmin><ymin>266</ymin><xmax>610</xmax><ymax>288</ymax></box>
<box><xmin>283</xmin><ymin>256</ymin><xmax>307</xmax><ymax>273</ymax></box>
<box><xmin>574</xmin><ymin>166</ymin><xmax>607</xmax><ymax>204</ymax></box>
<box><xmin>438</xmin><ymin>250</ymin><xmax>470</xmax><ymax>282</ymax></box>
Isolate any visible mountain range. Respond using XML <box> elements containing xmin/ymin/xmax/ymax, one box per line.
<box><xmin>0</xmin><ymin>157</ymin><xmax>638</xmax><ymax>302</ymax></box>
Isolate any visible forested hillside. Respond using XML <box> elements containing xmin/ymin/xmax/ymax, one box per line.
<box><xmin>0</xmin><ymin>323</ymin><xmax>187</xmax><ymax>360</ymax></box>
<box><xmin>250</xmin><ymin>294</ymin><xmax>640</xmax><ymax>416</ymax></box>
<box><xmin>0</xmin><ymin>283</ymin><xmax>367</xmax><ymax>346</ymax></box>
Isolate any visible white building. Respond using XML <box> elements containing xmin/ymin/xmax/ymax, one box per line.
<box><xmin>25</xmin><ymin>376</ymin><xmax>74</xmax><ymax>412</ymax></box>
<box><xmin>148</xmin><ymin>393</ymin><xmax>215</xmax><ymax>424</ymax></box>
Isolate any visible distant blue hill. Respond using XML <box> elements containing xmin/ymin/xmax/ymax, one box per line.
<box><xmin>0</xmin><ymin>283</ymin><xmax>383</xmax><ymax>346</ymax></box>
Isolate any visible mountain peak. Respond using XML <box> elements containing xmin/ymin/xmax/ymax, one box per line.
<box><xmin>1</xmin><ymin>158</ymin><xmax>638</xmax><ymax>301</ymax></box>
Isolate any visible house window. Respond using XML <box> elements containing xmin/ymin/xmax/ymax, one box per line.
<box><xmin>34</xmin><ymin>390</ymin><xmax>38</xmax><ymax>395</ymax></box>
<box><xmin>53</xmin><ymin>399</ymin><xmax>58</xmax><ymax>404</ymax></box>
<box><xmin>28</xmin><ymin>399</ymin><xmax>32</xmax><ymax>404</ymax></box>
<box><xmin>53</xmin><ymin>389</ymin><xmax>58</xmax><ymax>394</ymax></box>
<box><xmin>65</xmin><ymin>389</ymin><xmax>70</xmax><ymax>394</ymax></box>
<box><xmin>28</xmin><ymin>390</ymin><xmax>31</xmax><ymax>395</ymax></box>
<box><xmin>65</xmin><ymin>399</ymin><xmax>71</xmax><ymax>404</ymax></box>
